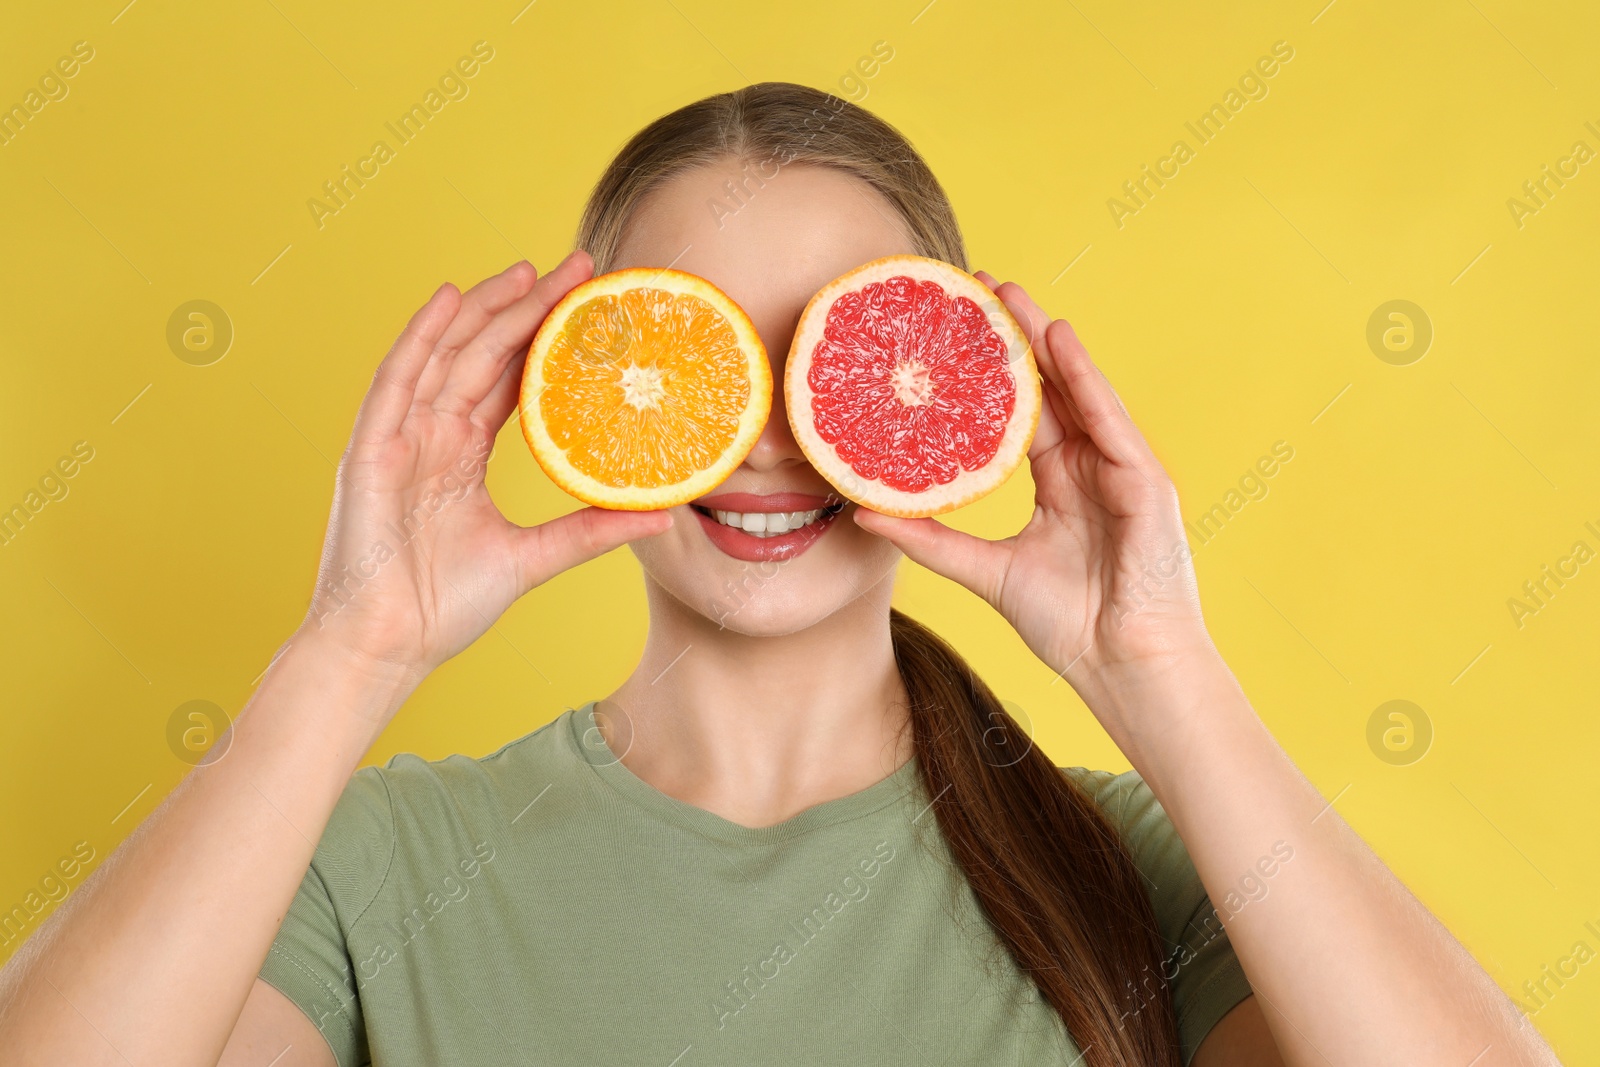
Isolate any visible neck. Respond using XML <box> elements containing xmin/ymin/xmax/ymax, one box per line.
<box><xmin>602</xmin><ymin>571</ymin><xmax>913</xmax><ymax>828</ymax></box>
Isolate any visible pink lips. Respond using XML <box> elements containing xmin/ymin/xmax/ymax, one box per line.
<box><xmin>690</xmin><ymin>491</ymin><xmax>847</xmax><ymax>562</ymax></box>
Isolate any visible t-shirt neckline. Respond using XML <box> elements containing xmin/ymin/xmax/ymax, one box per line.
<box><xmin>564</xmin><ymin>701</ymin><xmax>923</xmax><ymax>846</ymax></box>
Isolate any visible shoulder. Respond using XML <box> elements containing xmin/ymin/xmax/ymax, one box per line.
<box><xmin>312</xmin><ymin>709</ymin><xmax>576</xmax><ymax>912</ymax></box>
<box><xmin>373</xmin><ymin>709</ymin><xmax>574</xmax><ymax>818</ymax></box>
<box><xmin>1057</xmin><ymin>766</ymin><xmax>1205</xmax><ymax>944</ymax></box>
<box><xmin>300</xmin><ymin>763</ymin><xmax>394</xmax><ymax>923</ymax></box>
<box><xmin>1060</xmin><ymin>766</ymin><xmax>1257</xmax><ymax>1058</ymax></box>
<box><xmin>1059</xmin><ymin>768</ymin><xmax>1185</xmax><ymax>877</ymax></box>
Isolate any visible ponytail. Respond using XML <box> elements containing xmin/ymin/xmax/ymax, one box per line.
<box><xmin>891</xmin><ymin>609</ymin><xmax>1183</xmax><ymax>1067</ymax></box>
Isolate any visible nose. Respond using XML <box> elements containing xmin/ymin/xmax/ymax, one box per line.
<box><xmin>741</xmin><ymin>351</ymin><xmax>807</xmax><ymax>473</ymax></box>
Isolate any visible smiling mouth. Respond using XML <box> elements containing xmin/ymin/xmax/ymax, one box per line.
<box><xmin>689</xmin><ymin>501</ymin><xmax>848</xmax><ymax>538</ymax></box>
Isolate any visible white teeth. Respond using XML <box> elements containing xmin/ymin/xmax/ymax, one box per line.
<box><xmin>703</xmin><ymin>506</ymin><xmax>835</xmax><ymax>537</ymax></box>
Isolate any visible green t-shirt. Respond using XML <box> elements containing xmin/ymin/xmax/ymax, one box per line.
<box><xmin>259</xmin><ymin>702</ymin><xmax>1252</xmax><ymax>1065</ymax></box>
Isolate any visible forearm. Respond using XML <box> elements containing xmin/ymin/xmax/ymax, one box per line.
<box><xmin>1080</xmin><ymin>652</ymin><xmax>1556</xmax><ymax>1067</ymax></box>
<box><xmin>0</xmin><ymin>633</ymin><xmax>416</xmax><ymax>1067</ymax></box>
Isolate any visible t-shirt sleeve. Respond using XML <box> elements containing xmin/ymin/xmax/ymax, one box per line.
<box><xmin>1062</xmin><ymin>766</ymin><xmax>1254</xmax><ymax>1064</ymax></box>
<box><xmin>257</xmin><ymin>765</ymin><xmax>396</xmax><ymax>1067</ymax></box>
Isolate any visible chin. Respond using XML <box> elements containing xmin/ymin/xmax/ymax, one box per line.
<box><xmin>707</xmin><ymin>594</ymin><xmax>846</xmax><ymax>638</ymax></box>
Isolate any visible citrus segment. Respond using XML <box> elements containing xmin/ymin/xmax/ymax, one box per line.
<box><xmin>520</xmin><ymin>268</ymin><xmax>771</xmax><ymax>510</ymax></box>
<box><xmin>785</xmin><ymin>255</ymin><xmax>1040</xmax><ymax>518</ymax></box>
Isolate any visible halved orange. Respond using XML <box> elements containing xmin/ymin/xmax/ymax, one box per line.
<box><xmin>519</xmin><ymin>268</ymin><xmax>771</xmax><ymax>510</ymax></box>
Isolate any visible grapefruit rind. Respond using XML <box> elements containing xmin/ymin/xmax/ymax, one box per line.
<box><xmin>784</xmin><ymin>254</ymin><xmax>1041</xmax><ymax>519</ymax></box>
<box><xmin>518</xmin><ymin>267</ymin><xmax>772</xmax><ymax>512</ymax></box>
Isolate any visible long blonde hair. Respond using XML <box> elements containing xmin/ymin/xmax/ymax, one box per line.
<box><xmin>576</xmin><ymin>82</ymin><xmax>1183</xmax><ymax>1067</ymax></box>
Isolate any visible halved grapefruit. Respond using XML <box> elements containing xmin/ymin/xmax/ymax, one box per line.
<box><xmin>519</xmin><ymin>268</ymin><xmax>771</xmax><ymax>511</ymax></box>
<box><xmin>785</xmin><ymin>255</ymin><xmax>1040</xmax><ymax>518</ymax></box>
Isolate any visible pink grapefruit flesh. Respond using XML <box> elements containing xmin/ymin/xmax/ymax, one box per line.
<box><xmin>785</xmin><ymin>255</ymin><xmax>1040</xmax><ymax>518</ymax></box>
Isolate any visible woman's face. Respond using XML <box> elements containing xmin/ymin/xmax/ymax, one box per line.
<box><xmin>611</xmin><ymin>159</ymin><xmax>915</xmax><ymax>636</ymax></box>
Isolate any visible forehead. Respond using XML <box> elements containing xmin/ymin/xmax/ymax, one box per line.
<box><xmin>610</xmin><ymin>160</ymin><xmax>917</xmax><ymax>351</ymax></box>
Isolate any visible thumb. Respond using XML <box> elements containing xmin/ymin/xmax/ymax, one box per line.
<box><xmin>852</xmin><ymin>508</ymin><xmax>1010</xmax><ymax>606</ymax></box>
<box><xmin>515</xmin><ymin>506</ymin><xmax>673</xmax><ymax>593</ymax></box>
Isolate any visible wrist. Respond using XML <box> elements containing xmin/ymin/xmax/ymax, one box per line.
<box><xmin>276</xmin><ymin>626</ymin><xmax>426</xmax><ymax>727</ymax></box>
<box><xmin>1069</xmin><ymin>639</ymin><xmax>1246</xmax><ymax>768</ymax></box>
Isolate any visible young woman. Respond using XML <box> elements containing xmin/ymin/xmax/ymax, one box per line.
<box><xmin>0</xmin><ymin>83</ymin><xmax>1557</xmax><ymax>1067</ymax></box>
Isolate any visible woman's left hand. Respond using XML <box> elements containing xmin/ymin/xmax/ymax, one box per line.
<box><xmin>852</xmin><ymin>274</ymin><xmax>1217</xmax><ymax>705</ymax></box>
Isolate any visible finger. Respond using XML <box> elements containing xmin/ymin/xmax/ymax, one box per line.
<box><xmin>982</xmin><ymin>280</ymin><xmax>1071</xmax><ymax>439</ymax></box>
<box><xmin>353</xmin><ymin>283</ymin><xmax>461</xmax><ymax>442</ymax></box>
<box><xmin>991</xmin><ymin>281</ymin><xmax>1155</xmax><ymax>470</ymax></box>
<box><xmin>1045</xmin><ymin>318</ymin><xmax>1159</xmax><ymax>472</ymax></box>
<box><xmin>437</xmin><ymin>261</ymin><xmax>539</xmax><ymax>356</ymax></box>
<box><xmin>978</xmin><ymin>280</ymin><xmax>1079</xmax><ymax>455</ymax></box>
<box><xmin>990</xmin><ymin>281</ymin><xmax>1061</xmax><ymax>394</ymax></box>
<box><xmin>974</xmin><ymin>271</ymin><xmax>1053</xmax><ymax>374</ymax></box>
<box><xmin>412</xmin><ymin>260</ymin><xmax>540</xmax><ymax>408</ymax></box>
<box><xmin>1027</xmin><ymin>376</ymin><xmax>1069</xmax><ymax>460</ymax></box>
<box><xmin>514</xmin><ymin>505</ymin><xmax>673</xmax><ymax>594</ymax></box>
<box><xmin>469</xmin><ymin>344</ymin><xmax>527</xmax><ymax>438</ymax></box>
<box><xmin>435</xmin><ymin>249</ymin><xmax>595</xmax><ymax>418</ymax></box>
<box><xmin>852</xmin><ymin>508</ymin><xmax>1011</xmax><ymax>607</ymax></box>
<box><xmin>993</xmin><ymin>278</ymin><xmax>1117</xmax><ymax>421</ymax></box>
<box><xmin>989</xmin><ymin>279</ymin><xmax>1051</xmax><ymax>357</ymax></box>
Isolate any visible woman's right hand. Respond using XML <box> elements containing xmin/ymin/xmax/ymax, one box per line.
<box><xmin>298</xmin><ymin>250</ymin><xmax>672</xmax><ymax>688</ymax></box>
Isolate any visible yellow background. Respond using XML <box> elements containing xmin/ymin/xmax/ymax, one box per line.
<box><xmin>2</xmin><ymin>0</ymin><xmax>1597</xmax><ymax>1058</ymax></box>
